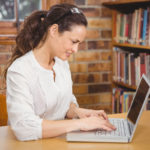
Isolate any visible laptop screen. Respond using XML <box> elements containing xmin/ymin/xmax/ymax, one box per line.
<box><xmin>127</xmin><ymin>77</ymin><xmax>149</xmax><ymax>124</ymax></box>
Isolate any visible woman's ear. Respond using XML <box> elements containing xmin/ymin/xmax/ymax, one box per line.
<box><xmin>48</xmin><ymin>24</ymin><xmax>59</xmax><ymax>38</ymax></box>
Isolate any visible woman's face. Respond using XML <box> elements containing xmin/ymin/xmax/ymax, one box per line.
<box><xmin>52</xmin><ymin>25</ymin><xmax>87</xmax><ymax>60</ymax></box>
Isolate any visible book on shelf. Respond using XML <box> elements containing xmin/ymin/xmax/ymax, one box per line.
<box><xmin>113</xmin><ymin>47</ymin><xmax>150</xmax><ymax>86</ymax></box>
<box><xmin>130</xmin><ymin>53</ymin><xmax>136</xmax><ymax>86</ymax></box>
<box><xmin>113</xmin><ymin>7</ymin><xmax>150</xmax><ymax>45</ymax></box>
<box><xmin>112</xmin><ymin>88</ymin><xmax>134</xmax><ymax>113</ymax></box>
<box><xmin>142</xmin><ymin>9</ymin><xmax>148</xmax><ymax>45</ymax></box>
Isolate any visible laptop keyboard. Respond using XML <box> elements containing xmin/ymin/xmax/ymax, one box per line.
<box><xmin>95</xmin><ymin>119</ymin><xmax>126</xmax><ymax>137</ymax></box>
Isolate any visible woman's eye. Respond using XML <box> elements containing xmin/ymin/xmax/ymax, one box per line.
<box><xmin>72</xmin><ymin>41</ymin><xmax>77</xmax><ymax>44</ymax></box>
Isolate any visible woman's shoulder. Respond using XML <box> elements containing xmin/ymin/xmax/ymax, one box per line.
<box><xmin>8</xmin><ymin>51</ymin><xmax>33</xmax><ymax>73</ymax></box>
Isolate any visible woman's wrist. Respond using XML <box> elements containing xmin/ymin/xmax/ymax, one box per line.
<box><xmin>66</xmin><ymin>102</ymin><xmax>79</xmax><ymax>119</ymax></box>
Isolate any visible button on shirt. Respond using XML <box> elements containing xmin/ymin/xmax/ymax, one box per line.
<box><xmin>6</xmin><ymin>51</ymin><xmax>78</xmax><ymax>141</ymax></box>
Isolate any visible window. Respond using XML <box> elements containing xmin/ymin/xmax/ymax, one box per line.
<box><xmin>19</xmin><ymin>0</ymin><xmax>41</xmax><ymax>20</ymax></box>
<box><xmin>0</xmin><ymin>0</ymin><xmax>42</xmax><ymax>21</ymax></box>
<box><xmin>0</xmin><ymin>0</ymin><xmax>42</xmax><ymax>44</ymax></box>
<box><xmin>0</xmin><ymin>0</ymin><xmax>15</xmax><ymax>20</ymax></box>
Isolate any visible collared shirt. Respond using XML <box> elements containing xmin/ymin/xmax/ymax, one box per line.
<box><xmin>6</xmin><ymin>50</ymin><xmax>78</xmax><ymax>141</ymax></box>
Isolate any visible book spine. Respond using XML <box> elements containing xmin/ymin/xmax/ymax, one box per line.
<box><xmin>140</xmin><ymin>53</ymin><xmax>146</xmax><ymax>77</ymax></box>
<box><xmin>130</xmin><ymin>53</ymin><xmax>135</xmax><ymax>86</ymax></box>
<box><xmin>142</xmin><ymin>9</ymin><xmax>148</xmax><ymax>45</ymax></box>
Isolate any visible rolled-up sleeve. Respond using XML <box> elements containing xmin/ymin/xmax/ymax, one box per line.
<box><xmin>71</xmin><ymin>94</ymin><xmax>79</xmax><ymax>107</ymax></box>
<box><xmin>6</xmin><ymin>69</ymin><xmax>43</xmax><ymax>141</ymax></box>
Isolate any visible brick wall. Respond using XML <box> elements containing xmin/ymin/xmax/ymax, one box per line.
<box><xmin>0</xmin><ymin>0</ymin><xmax>113</xmax><ymax>113</ymax></box>
<box><xmin>71</xmin><ymin>0</ymin><xmax>112</xmax><ymax>113</ymax></box>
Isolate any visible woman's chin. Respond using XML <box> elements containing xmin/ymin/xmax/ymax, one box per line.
<box><xmin>58</xmin><ymin>56</ymin><xmax>68</xmax><ymax>61</ymax></box>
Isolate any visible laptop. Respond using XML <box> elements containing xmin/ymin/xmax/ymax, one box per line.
<box><xmin>66</xmin><ymin>74</ymin><xmax>150</xmax><ymax>143</ymax></box>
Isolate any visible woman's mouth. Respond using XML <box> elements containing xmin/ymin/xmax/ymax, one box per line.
<box><xmin>66</xmin><ymin>52</ymin><xmax>71</xmax><ymax>57</ymax></box>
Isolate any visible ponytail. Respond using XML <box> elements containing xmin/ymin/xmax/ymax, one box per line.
<box><xmin>16</xmin><ymin>10</ymin><xmax>47</xmax><ymax>55</ymax></box>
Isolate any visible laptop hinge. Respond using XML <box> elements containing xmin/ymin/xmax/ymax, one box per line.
<box><xmin>127</xmin><ymin>119</ymin><xmax>132</xmax><ymax>136</ymax></box>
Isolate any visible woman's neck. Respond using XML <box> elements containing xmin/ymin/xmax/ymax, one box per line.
<box><xmin>33</xmin><ymin>45</ymin><xmax>55</xmax><ymax>70</ymax></box>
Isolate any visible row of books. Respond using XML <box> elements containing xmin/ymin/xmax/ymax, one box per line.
<box><xmin>113</xmin><ymin>47</ymin><xmax>150</xmax><ymax>86</ymax></box>
<box><xmin>112</xmin><ymin>88</ymin><xmax>134</xmax><ymax>113</ymax></box>
<box><xmin>113</xmin><ymin>7</ymin><xmax>150</xmax><ymax>45</ymax></box>
<box><xmin>112</xmin><ymin>88</ymin><xmax>150</xmax><ymax>113</ymax></box>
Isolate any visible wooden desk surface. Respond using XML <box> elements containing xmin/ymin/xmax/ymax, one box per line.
<box><xmin>0</xmin><ymin>111</ymin><xmax>150</xmax><ymax>150</ymax></box>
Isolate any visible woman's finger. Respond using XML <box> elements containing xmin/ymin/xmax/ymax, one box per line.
<box><xmin>100</xmin><ymin>125</ymin><xmax>113</xmax><ymax>131</ymax></box>
<box><xmin>100</xmin><ymin>111</ymin><xmax>108</xmax><ymax>120</ymax></box>
<box><xmin>105</xmin><ymin>120</ymin><xmax>116</xmax><ymax>130</ymax></box>
<box><xmin>95</xmin><ymin>110</ymin><xmax>108</xmax><ymax>120</ymax></box>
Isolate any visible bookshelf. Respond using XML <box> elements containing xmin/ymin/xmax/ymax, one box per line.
<box><xmin>113</xmin><ymin>41</ymin><xmax>150</xmax><ymax>50</ymax></box>
<box><xmin>103</xmin><ymin>0</ymin><xmax>150</xmax><ymax>113</ymax></box>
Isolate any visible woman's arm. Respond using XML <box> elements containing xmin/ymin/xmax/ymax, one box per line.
<box><xmin>42</xmin><ymin>115</ymin><xmax>116</xmax><ymax>139</ymax></box>
<box><xmin>42</xmin><ymin>113</ymin><xmax>116</xmax><ymax>139</ymax></box>
<box><xmin>42</xmin><ymin>119</ymin><xmax>79</xmax><ymax>138</ymax></box>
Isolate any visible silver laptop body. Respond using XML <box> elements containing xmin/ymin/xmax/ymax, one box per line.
<box><xmin>66</xmin><ymin>74</ymin><xmax>150</xmax><ymax>143</ymax></box>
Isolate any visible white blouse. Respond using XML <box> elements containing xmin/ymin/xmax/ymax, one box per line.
<box><xmin>6</xmin><ymin>51</ymin><xmax>78</xmax><ymax>141</ymax></box>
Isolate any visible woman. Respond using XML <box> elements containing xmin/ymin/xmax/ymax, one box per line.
<box><xmin>5</xmin><ymin>3</ymin><xmax>116</xmax><ymax>141</ymax></box>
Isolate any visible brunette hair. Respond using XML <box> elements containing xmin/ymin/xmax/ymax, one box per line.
<box><xmin>4</xmin><ymin>3</ymin><xmax>87</xmax><ymax>78</ymax></box>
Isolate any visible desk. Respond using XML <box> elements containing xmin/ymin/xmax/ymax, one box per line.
<box><xmin>0</xmin><ymin>111</ymin><xmax>150</xmax><ymax>150</ymax></box>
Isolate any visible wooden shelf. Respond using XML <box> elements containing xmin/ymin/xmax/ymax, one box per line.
<box><xmin>113</xmin><ymin>80</ymin><xmax>137</xmax><ymax>90</ymax></box>
<box><xmin>103</xmin><ymin>0</ymin><xmax>150</xmax><ymax>6</ymax></box>
<box><xmin>112</xmin><ymin>41</ymin><xmax>150</xmax><ymax>51</ymax></box>
<box><xmin>103</xmin><ymin>0</ymin><xmax>150</xmax><ymax>13</ymax></box>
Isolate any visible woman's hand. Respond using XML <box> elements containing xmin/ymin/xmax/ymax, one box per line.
<box><xmin>66</xmin><ymin>102</ymin><xmax>116</xmax><ymax>132</ymax></box>
<box><xmin>78</xmin><ymin>116</ymin><xmax>116</xmax><ymax>131</ymax></box>
<box><xmin>75</xmin><ymin>107</ymin><xmax>108</xmax><ymax>120</ymax></box>
<box><xmin>66</xmin><ymin>102</ymin><xmax>108</xmax><ymax>121</ymax></box>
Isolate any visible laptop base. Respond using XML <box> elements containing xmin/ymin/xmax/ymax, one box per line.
<box><xmin>66</xmin><ymin>130</ymin><xmax>129</xmax><ymax>143</ymax></box>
